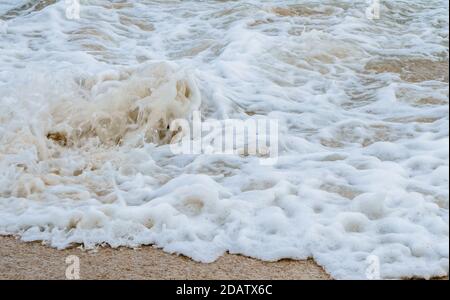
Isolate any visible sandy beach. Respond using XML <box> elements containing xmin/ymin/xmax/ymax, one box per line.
<box><xmin>0</xmin><ymin>236</ymin><xmax>330</xmax><ymax>280</ymax></box>
<box><xmin>2</xmin><ymin>236</ymin><xmax>449</xmax><ymax>280</ymax></box>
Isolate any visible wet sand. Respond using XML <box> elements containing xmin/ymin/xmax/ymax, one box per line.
<box><xmin>1</xmin><ymin>236</ymin><xmax>448</xmax><ymax>280</ymax></box>
<box><xmin>0</xmin><ymin>236</ymin><xmax>330</xmax><ymax>280</ymax></box>
<box><xmin>365</xmin><ymin>58</ymin><xmax>449</xmax><ymax>83</ymax></box>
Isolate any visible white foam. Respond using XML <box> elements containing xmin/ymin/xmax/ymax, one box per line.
<box><xmin>0</xmin><ymin>0</ymin><xmax>448</xmax><ymax>279</ymax></box>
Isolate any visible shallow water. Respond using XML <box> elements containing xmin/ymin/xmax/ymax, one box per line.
<box><xmin>0</xmin><ymin>0</ymin><xmax>448</xmax><ymax>279</ymax></box>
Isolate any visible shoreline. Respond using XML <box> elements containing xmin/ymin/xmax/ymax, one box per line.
<box><xmin>1</xmin><ymin>236</ymin><xmax>448</xmax><ymax>280</ymax></box>
<box><xmin>0</xmin><ymin>236</ymin><xmax>331</xmax><ymax>280</ymax></box>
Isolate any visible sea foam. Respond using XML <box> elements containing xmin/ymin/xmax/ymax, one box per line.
<box><xmin>0</xmin><ymin>0</ymin><xmax>448</xmax><ymax>279</ymax></box>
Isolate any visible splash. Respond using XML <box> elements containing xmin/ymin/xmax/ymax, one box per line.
<box><xmin>47</xmin><ymin>62</ymin><xmax>200</xmax><ymax>147</ymax></box>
